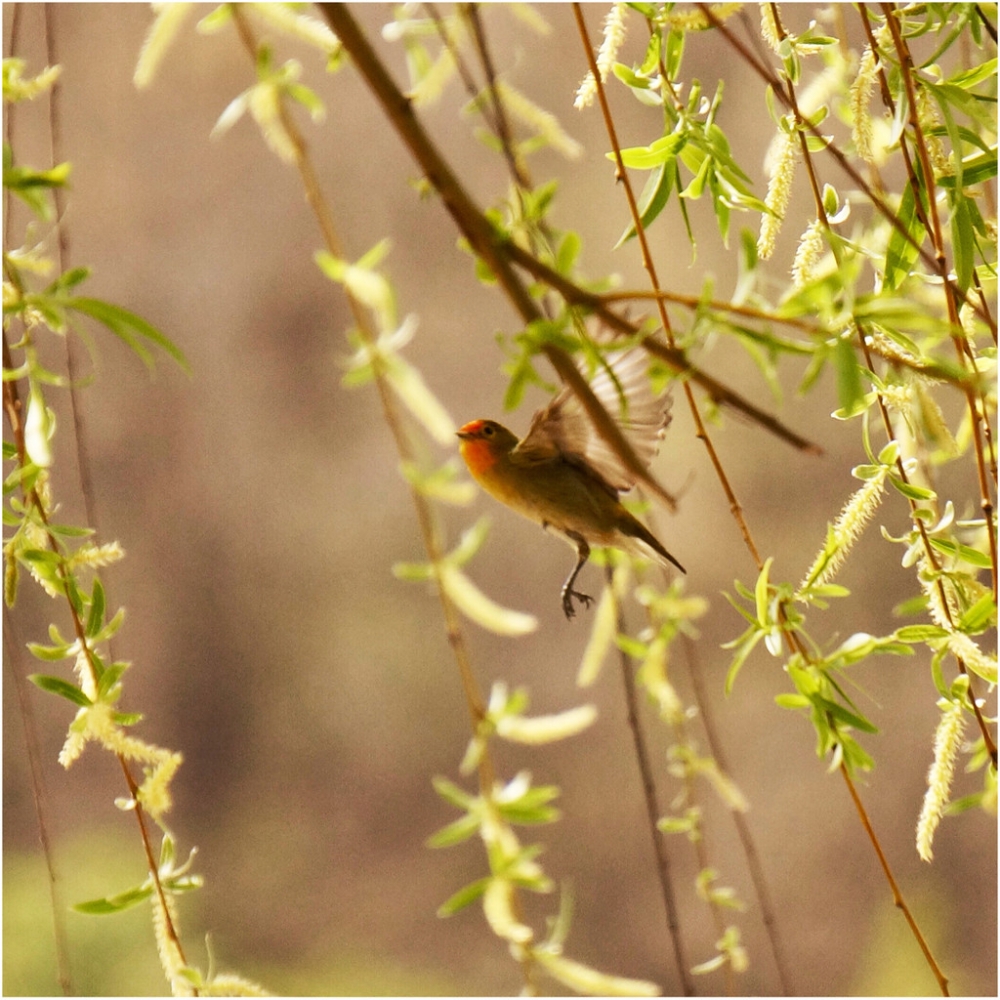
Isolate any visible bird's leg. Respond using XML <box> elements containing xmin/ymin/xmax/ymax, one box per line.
<box><xmin>560</xmin><ymin>531</ymin><xmax>592</xmax><ymax>620</ymax></box>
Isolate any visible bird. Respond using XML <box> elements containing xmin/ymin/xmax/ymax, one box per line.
<box><xmin>457</xmin><ymin>348</ymin><xmax>685</xmax><ymax>620</ymax></box>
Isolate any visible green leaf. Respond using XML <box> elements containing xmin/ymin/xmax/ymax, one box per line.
<box><xmin>724</xmin><ymin>626</ymin><xmax>763</xmax><ymax>694</ymax></box>
<box><xmin>496</xmin><ymin>704</ymin><xmax>597</xmax><ymax>745</ymax></box>
<box><xmin>426</xmin><ymin>814</ymin><xmax>480</xmax><ymax>848</ymax></box>
<box><xmin>883</xmin><ymin>182</ymin><xmax>926</xmax><ymax>293</ymax></box>
<box><xmin>944</xmin><ymin>56</ymin><xmax>997</xmax><ymax>90</ymax></box>
<box><xmin>28</xmin><ymin>674</ymin><xmax>92</xmax><ymax>707</ymax></box>
<box><xmin>86</xmin><ymin>578</ymin><xmax>106</xmax><ymax>638</ymax></box>
<box><xmin>959</xmin><ymin>592</ymin><xmax>996</xmax><ymax>633</ymax></box>
<box><xmin>833</xmin><ymin>336</ymin><xmax>866</xmax><ymax>418</ymax></box>
<box><xmin>3</xmin><ymin>156</ymin><xmax>71</xmax><ymax>220</ymax></box>
<box><xmin>73</xmin><ymin>884</ymin><xmax>154</xmax><ymax>915</ymax></box>
<box><xmin>888</xmin><ymin>475</ymin><xmax>937</xmax><ymax>501</ymax></box>
<box><xmin>436</xmin><ymin>877</ymin><xmax>490</xmax><ymax>917</ymax></box>
<box><xmin>951</xmin><ymin>196</ymin><xmax>976</xmax><ymax>295</ymax></box>
<box><xmin>46</xmin><ymin>522</ymin><xmax>96</xmax><ymax>539</ymax></box>
<box><xmin>66</xmin><ymin>297</ymin><xmax>189</xmax><ymax>372</ymax></box>
<box><xmin>928</xmin><ymin>535</ymin><xmax>992</xmax><ymax>568</ymax></box>
<box><xmin>895</xmin><ymin>624</ymin><xmax>949</xmax><ymax>642</ymax></box>
<box><xmin>616</xmin><ymin>156</ymin><xmax>677</xmax><ymax>247</ymax></box>
<box><xmin>431</xmin><ymin>775</ymin><xmax>474</xmax><ymax>810</ymax></box>
<box><xmin>440</xmin><ymin>565</ymin><xmax>537</xmax><ymax>636</ymax></box>
<box><xmin>26</xmin><ymin>641</ymin><xmax>75</xmax><ymax>662</ymax></box>
<box><xmin>775</xmin><ymin>693</ymin><xmax>810</xmax><ymax>710</ymax></box>
<box><xmin>534</xmin><ymin>951</ymin><xmax>659</xmax><ymax>997</ymax></box>
<box><xmin>754</xmin><ymin>556</ymin><xmax>773</xmax><ymax>627</ymax></box>
<box><xmin>97</xmin><ymin>661</ymin><xmax>130</xmax><ymax>700</ymax></box>
<box><xmin>815</xmin><ymin>694</ymin><xmax>878</xmax><ymax>734</ymax></box>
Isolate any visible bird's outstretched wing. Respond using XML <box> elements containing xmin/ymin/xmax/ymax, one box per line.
<box><xmin>513</xmin><ymin>348</ymin><xmax>671</xmax><ymax>493</ymax></box>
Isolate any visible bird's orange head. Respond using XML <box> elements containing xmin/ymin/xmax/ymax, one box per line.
<box><xmin>457</xmin><ymin>419</ymin><xmax>518</xmax><ymax>478</ymax></box>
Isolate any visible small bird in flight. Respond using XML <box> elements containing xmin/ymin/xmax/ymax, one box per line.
<box><xmin>458</xmin><ymin>348</ymin><xmax>685</xmax><ymax>619</ymax></box>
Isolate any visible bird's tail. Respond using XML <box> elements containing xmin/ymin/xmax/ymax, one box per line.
<box><xmin>622</xmin><ymin>518</ymin><xmax>686</xmax><ymax>575</ymax></box>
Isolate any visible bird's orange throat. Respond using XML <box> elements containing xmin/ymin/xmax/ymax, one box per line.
<box><xmin>458</xmin><ymin>434</ymin><xmax>500</xmax><ymax>478</ymax></box>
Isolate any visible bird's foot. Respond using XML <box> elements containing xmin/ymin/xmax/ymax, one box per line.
<box><xmin>561</xmin><ymin>587</ymin><xmax>593</xmax><ymax>620</ymax></box>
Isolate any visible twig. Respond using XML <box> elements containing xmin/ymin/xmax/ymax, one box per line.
<box><xmin>839</xmin><ymin>762</ymin><xmax>950</xmax><ymax>995</ymax></box>
<box><xmin>681</xmin><ymin>634</ymin><xmax>793</xmax><ymax>995</ymax></box>
<box><xmin>2</xmin><ymin>328</ymin><xmax>193</xmax><ymax>988</ymax></box>
<box><xmin>228</xmin><ymin>5</ymin><xmax>561</xmax><ymax>990</ymax></box>
<box><xmin>5</xmin><ymin>607</ymin><xmax>74</xmax><ymax>995</ymax></box>
<box><xmin>608</xmin><ymin>568</ymin><xmax>694</xmax><ymax>996</ymax></box>
<box><xmin>318</xmin><ymin>2</ymin><xmax>824</xmax><ymax>482</ymax></box>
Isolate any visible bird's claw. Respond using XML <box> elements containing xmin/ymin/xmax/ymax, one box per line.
<box><xmin>561</xmin><ymin>587</ymin><xmax>593</xmax><ymax>620</ymax></box>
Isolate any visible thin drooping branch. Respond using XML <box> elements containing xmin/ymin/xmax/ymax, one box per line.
<box><xmin>573</xmin><ymin>8</ymin><xmax>795</xmax><ymax>993</ymax></box>
<box><xmin>2</xmin><ymin>328</ymin><xmax>193</xmax><ymax>988</ymax></box>
<box><xmin>317</xmin><ymin>4</ymin><xmax>824</xmax><ymax>487</ymax></box>
<box><xmin>607</xmin><ymin>569</ymin><xmax>694</xmax><ymax>996</ymax></box>
<box><xmin>228</xmin><ymin>6</ymin><xmax>561</xmax><ymax>991</ymax></box>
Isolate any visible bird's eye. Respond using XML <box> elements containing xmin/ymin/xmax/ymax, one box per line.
<box><xmin>482</xmin><ymin>424</ymin><xmax>494</xmax><ymax>436</ymax></box>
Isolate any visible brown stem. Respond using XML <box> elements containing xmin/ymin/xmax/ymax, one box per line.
<box><xmin>839</xmin><ymin>762</ymin><xmax>950</xmax><ymax>996</ymax></box>
<box><xmin>4</xmin><ymin>606</ymin><xmax>74</xmax><ymax>995</ymax></box>
<box><xmin>608</xmin><ymin>568</ymin><xmax>694</xmax><ymax>996</ymax></box>
<box><xmin>318</xmin><ymin>2</ymin><xmax>823</xmax><ymax>488</ymax></box>
<box><xmin>878</xmin><ymin>5</ymin><xmax>999</xmax><ymax>602</ymax></box>
<box><xmin>2</xmin><ymin>325</ymin><xmax>193</xmax><ymax>983</ymax></box>
<box><xmin>681</xmin><ymin>634</ymin><xmax>793</xmax><ymax>995</ymax></box>
<box><xmin>722</xmin><ymin>8</ymin><xmax>966</xmax><ymax>992</ymax></box>
<box><xmin>231</xmin><ymin>4</ymin><xmax>557</xmax><ymax>988</ymax></box>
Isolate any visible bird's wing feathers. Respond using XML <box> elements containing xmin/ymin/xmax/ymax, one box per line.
<box><xmin>514</xmin><ymin>349</ymin><xmax>671</xmax><ymax>492</ymax></box>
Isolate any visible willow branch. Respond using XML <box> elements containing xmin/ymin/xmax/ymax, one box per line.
<box><xmin>318</xmin><ymin>4</ymin><xmax>822</xmax><ymax>498</ymax></box>
<box><xmin>697</xmin><ymin>3</ymin><xmax>993</xmax><ymax>333</ymax></box>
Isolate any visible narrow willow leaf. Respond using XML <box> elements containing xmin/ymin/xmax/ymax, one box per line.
<box><xmin>496</xmin><ymin>704</ymin><xmax>597</xmax><ymax>745</ymax></box>
<box><xmin>440</xmin><ymin>566</ymin><xmax>537</xmax><ymax>635</ymax></box>
<box><xmin>888</xmin><ymin>475</ymin><xmax>937</xmax><ymax>501</ymax></box>
<box><xmin>724</xmin><ymin>627</ymin><xmax>763</xmax><ymax>694</ymax></box>
<box><xmin>754</xmin><ymin>556</ymin><xmax>773</xmax><ymax>627</ymax></box>
<box><xmin>833</xmin><ymin>336</ymin><xmax>866</xmax><ymax>418</ymax></box>
<box><xmin>399</xmin><ymin>460</ymin><xmax>476</xmax><ymax>505</ymax></box>
<box><xmin>97</xmin><ymin>661</ymin><xmax>130</xmax><ymax>700</ymax></box>
<box><xmin>431</xmin><ymin>775</ymin><xmax>474</xmax><ymax>810</ymax></box>
<box><xmin>895</xmin><ymin>624</ymin><xmax>950</xmax><ymax>643</ymax></box>
<box><xmin>928</xmin><ymin>536</ymin><xmax>992</xmax><ymax>568</ymax></box>
<box><xmin>26</xmin><ymin>641</ymin><xmax>75</xmax><ymax>662</ymax></box>
<box><xmin>29</xmin><ymin>674</ymin><xmax>92</xmax><ymax>706</ymax></box>
<box><xmin>534</xmin><ymin>951</ymin><xmax>659</xmax><ymax>997</ymax></box>
<box><xmin>959</xmin><ymin>592</ymin><xmax>996</xmax><ymax>633</ymax></box>
<box><xmin>951</xmin><ymin>195</ymin><xmax>975</xmax><ymax>295</ymax></box>
<box><xmin>391</xmin><ymin>560</ymin><xmax>435</xmax><ymax>582</ymax></box>
<box><xmin>73</xmin><ymin>885</ymin><xmax>154</xmax><ymax>914</ymax></box>
<box><xmin>67</xmin><ymin>297</ymin><xmax>190</xmax><ymax>372</ymax></box>
<box><xmin>24</xmin><ymin>388</ymin><xmax>53</xmax><ymax>468</ymax></box>
<box><xmin>576</xmin><ymin>585</ymin><xmax>617</xmax><ymax>687</ymax></box>
<box><xmin>86</xmin><ymin>578</ymin><xmax>106</xmax><ymax>638</ymax></box>
<box><xmin>426</xmin><ymin>814</ymin><xmax>480</xmax><ymax>849</ymax></box>
<box><xmin>616</xmin><ymin>157</ymin><xmax>676</xmax><ymax>247</ymax></box>
<box><xmin>436</xmin><ymin>877</ymin><xmax>490</xmax><ymax>917</ymax></box>
<box><xmin>383</xmin><ymin>355</ymin><xmax>455</xmax><ymax>445</ymax></box>
<box><xmin>883</xmin><ymin>182</ymin><xmax>926</xmax><ymax>292</ymax></box>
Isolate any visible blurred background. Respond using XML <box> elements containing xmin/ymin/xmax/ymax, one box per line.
<box><xmin>3</xmin><ymin>4</ymin><xmax>995</xmax><ymax>996</ymax></box>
